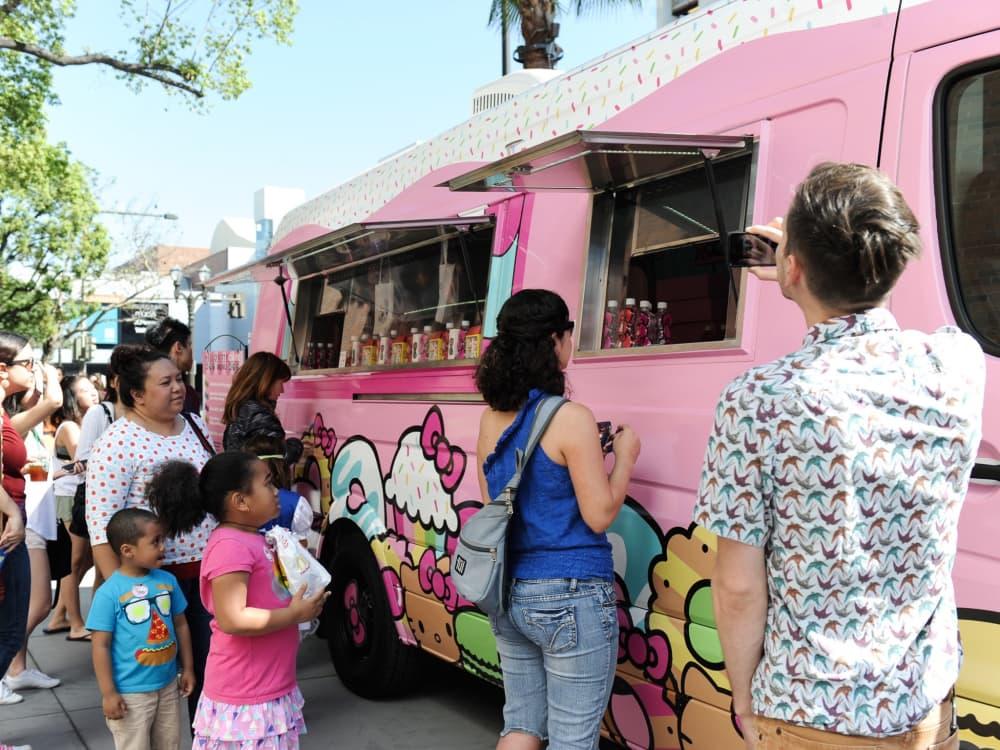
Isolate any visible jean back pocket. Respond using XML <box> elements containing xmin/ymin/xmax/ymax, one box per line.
<box><xmin>523</xmin><ymin>605</ymin><xmax>578</xmax><ymax>653</ymax></box>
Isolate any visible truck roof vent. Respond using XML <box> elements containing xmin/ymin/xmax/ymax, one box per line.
<box><xmin>472</xmin><ymin>69</ymin><xmax>562</xmax><ymax>115</ymax></box>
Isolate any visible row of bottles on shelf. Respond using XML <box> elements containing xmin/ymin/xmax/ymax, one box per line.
<box><xmin>601</xmin><ymin>298</ymin><xmax>673</xmax><ymax>349</ymax></box>
<box><xmin>301</xmin><ymin>321</ymin><xmax>484</xmax><ymax>370</ymax></box>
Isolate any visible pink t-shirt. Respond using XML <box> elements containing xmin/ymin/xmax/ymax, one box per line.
<box><xmin>200</xmin><ymin>527</ymin><xmax>299</xmax><ymax>704</ymax></box>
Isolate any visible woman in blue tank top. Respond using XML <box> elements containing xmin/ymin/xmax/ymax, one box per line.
<box><xmin>474</xmin><ymin>290</ymin><xmax>640</xmax><ymax>750</ymax></box>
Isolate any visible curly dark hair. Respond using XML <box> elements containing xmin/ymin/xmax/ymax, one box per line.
<box><xmin>475</xmin><ymin>289</ymin><xmax>571</xmax><ymax>412</ymax></box>
<box><xmin>146</xmin><ymin>452</ymin><xmax>257</xmax><ymax>536</ymax></box>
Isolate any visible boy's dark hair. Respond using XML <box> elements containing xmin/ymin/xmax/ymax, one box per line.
<box><xmin>785</xmin><ymin>162</ymin><xmax>921</xmax><ymax>310</ymax></box>
<box><xmin>107</xmin><ymin>508</ymin><xmax>159</xmax><ymax>557</ymax></box>
<box><xmin>145</xmin><ymin>317</ymin><xmax>191</xmax><ymax>354</ymax></box>
<box><xmin>474</xmin><ymin>289</ymin><xmax>570</xmax><ymax>412</ymax></box>
<box><xmin>147</xmin><ymin>452</ymin><xmax>258</xmax><ymax>537</ymax></box>
<box><xmin>111</xmin><ymin>344</ymin><xmax>172</xmax><ymax>408</ymax></box>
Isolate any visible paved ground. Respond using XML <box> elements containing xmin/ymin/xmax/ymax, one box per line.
<box><xmin>1</xmin><ymin>588</ymin><xmax>505</xmax><ymax>749</ymax></box>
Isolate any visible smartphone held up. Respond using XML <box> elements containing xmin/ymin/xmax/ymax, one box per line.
<box><xmin>727</xmin><ymin>231</ymin><xmax>778</xmax><ymax>267</ymax></box>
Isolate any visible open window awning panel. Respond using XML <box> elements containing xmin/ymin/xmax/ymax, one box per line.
<box><xmin>206</xmin><ymin>216</ymin><xmax>494</xmax><ymax>287</ymax></box>
<box><xmin>443</xmin><ymin>130</ymin><xmax>748</xmax><ymax>193</ymax></box>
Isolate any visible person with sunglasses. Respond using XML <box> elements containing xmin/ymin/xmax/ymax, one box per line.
<box><xmin>473</xmin><ymin>289</ymin><xmax>641</xmax><ymax>750</ymax></box>
<box><xmin>0</xmin><ymin>348</ymin><xmax>30</xmax><ymax>750</ymax></box>
<box><xmin>0</xmin><ymin>332</ymin><xmax>63</xmax><ymax>705</ymax></box>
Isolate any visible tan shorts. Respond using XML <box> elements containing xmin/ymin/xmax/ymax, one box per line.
<box><xmin>752</xmin><ymin>698</ymin><xmax>957</xmax><ymax>749</ymax></box>
<box><xmin>25</xmin><ymin>527</ymin><xmax>47</xmax><ymax>550</ymax></box>
<box><xmin>55</xmin><ymin>494</ymin><xmax>74</xmax><ymax>524</ymax></box>
<box><xmin>105</xmin><ymin>683</ymin><xmax>180</xmax><ymax>750</ymax></box>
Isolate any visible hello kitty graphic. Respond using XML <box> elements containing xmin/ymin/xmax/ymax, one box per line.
<box><xmin>383</xmin><ymin>407</ymin><xmax>467</xmax><ymax>535</ymax></box>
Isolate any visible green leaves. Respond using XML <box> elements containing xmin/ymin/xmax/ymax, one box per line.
<box><xmin>0</xmin><ymin>132</ymin><xmax>110</xmax><ymax>343</ymax></box>
<box><xmin>0</xmin><ymin>0</ymin><xmax>299</xmax><ymax>346</ymax></box>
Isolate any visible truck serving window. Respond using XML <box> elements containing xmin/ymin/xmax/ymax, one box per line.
<box><xmin>939</xmin><ymin>64</ymin><xmax>1000</xmax><ymax>356</ymax></box>
<box><xmin>290</xmin><ymin>221</ymin><xmax>493</xmax><ymax>371</ymax></box>
<box><xmin>579</xmin><ymin>151</ymin><xmax>753</xmax><ymax>351</ymax></box>
<box><xmin>443</xmin><ymin>130</ymin><xmax>754</xmax><ymax>354</ymax></box>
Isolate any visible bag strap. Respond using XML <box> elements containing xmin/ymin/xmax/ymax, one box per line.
<box><xmin>501</xmin><ymin>395</ymin><xmax>566</xmax><ymax>498</ymax></box>
<box><xmin>100</xmin><ymin>402</ymin><xmax>113</xmax><ymax>424</ymax></box>
<box><xmin>181</xmin><ymin>412</ymin><xmax>216</xmax><ymax>456</ymax></box>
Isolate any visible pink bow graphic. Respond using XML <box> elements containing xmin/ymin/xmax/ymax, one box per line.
<box><xmin>622</xmin><ymin>622</ymin><xmax>671</xmax><ymax>684</ymax></box>
<box><xmin>310</xmin><ymin>414</ymin><xmax>336</xmax><ymax>457</ymax></box>
<box><xmin>416</xmin><ymin>548</ymin><xmax>460</xmax><ymax>612</ymax></box>
<box><xmin>419</xmin><ymin>407</ymin><xmax>466</xmax><ymax>493</ymax></box>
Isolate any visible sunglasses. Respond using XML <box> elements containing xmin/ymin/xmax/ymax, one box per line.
<box><xmin>0</xmin><ymin>359</ymin><xmax>33</xmax><ymax>370</ymax></box>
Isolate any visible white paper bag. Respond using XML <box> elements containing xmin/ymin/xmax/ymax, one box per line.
<box><xmin>374</xmin><ymin>280</ymin><xmax>395</xmax><ymax>337</ymax></box>
<box><xmin>436</xmin><ymin>261</ymin><xmax>458</xmax><ymax>324</ymax></box>
<box><xmin>24</xmin><ymin>479</ymin><xmax>57</xmax><ymax>541</ymax></box>
<box><xmin>265</xmin><ymin>526</ymin><xmax>331</xmax><ymax>598</ymax></box>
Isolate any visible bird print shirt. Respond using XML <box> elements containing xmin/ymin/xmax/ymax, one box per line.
<box><xmin>693</xmin><ymin>308</ymin><xmax>985</xmax><ymax>737</ymax></box>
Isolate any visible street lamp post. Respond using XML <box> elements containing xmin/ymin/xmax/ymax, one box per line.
<box><xmin>98</xmin><ymin>210</ymin><xmax>179</xmax><ymax>221</ymax></box>
<box><xmin>170</xmin><ymin>263</ymin><xmax>211</xmax><ymax>387</ymax></box>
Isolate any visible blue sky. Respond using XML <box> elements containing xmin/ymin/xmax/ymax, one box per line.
<box><xmin>45</xmin><ymin>1</ymin><xmax>658</xmax><ymax>254</ymax></box>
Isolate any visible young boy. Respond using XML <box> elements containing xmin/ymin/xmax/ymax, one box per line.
<box><xmin>86</xmin><ymin>508</ymin><xmax>195</xmax><ymax>750</ymax></box>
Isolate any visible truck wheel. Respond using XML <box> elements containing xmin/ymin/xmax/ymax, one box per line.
<box><xmin>326</xmin><ymin>532</ymin><xmax>418</xmax><ymax>698</ymax></box>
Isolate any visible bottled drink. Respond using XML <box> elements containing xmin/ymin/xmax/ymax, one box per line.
<box><xmin>361</xmin><ymin>333</ymin><xmax>377</xmax><ymax>366</ymax></box>
<box><xmin>410</xmin><ymin>327</ymin><xmax>423</xmax><ymax>363</ymax></box>
<box><xmin>445</xmin><ymin>322</ymin><xmax>457</xmax><ymax>360</ymax></box>
<box><xmin>378</xmin><ymin>332</ymin><xmax>391</xmax><ymax>365</ymax></box>
<box><xmin>425</xmin><ymin>325</ymin><xmax>443</xmax><ymax>361</ymax></box>
<box><xmin>457</xmin><ymin>320</ymin><xmax>470</xmax><ymax>359</ymax></box>
<box><xmin>656</xmin><ymin>301</ymin><xmax>673</xmax><ymax>345</ymax></box>
<box><xmin>465</xmin><ymin>323</ymin><xmax>482</xmax><ymax>359</ymax></box>
<box><xmin>635</xmin><ymin>300</ymin><xmax>652</xmax><ymax>347</ymax></box>
<box><xmin>648</xmin><ymin>307</ymin><xmax>662</xmax><ymax>347</ymax></box>
<box><xmin>619</xmin><ymin>298</ymin><xmax>637</xmax><ymax>348</ymax></box>
<box><xmin>602</xmin><ymin>300</ymin><xmax>620</xmax><ymax>349</ymax></box>
<box><xmin>391</xmin><ymin>329</ymin><xmax>408</xmax><ymax>364</ymax></box>
<box><xmin>303</xmin><ymin>342</ymin><xmax>314</xmax><ymax>369</ymax></box>
<box><xmin>349</xmin><ymin>336</ymin><xmax>361</xmax><ymax>367</ymax></box>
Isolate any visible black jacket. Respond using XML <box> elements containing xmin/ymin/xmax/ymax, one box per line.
<box><xmin>222</xmin><ymin>399</ymin><xmax>284</xmax><ymax>451</ymax></box>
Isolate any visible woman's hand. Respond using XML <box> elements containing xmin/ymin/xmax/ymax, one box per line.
<box><xmin>288</xmin><ymin>584</ymin><xmax>330</xmax><ymax>624</ymax></box>
<box><xmin>0</xmin><ymin>511</ymin><xmax>25</xmax><ymax>551</ymax></box>
<box><xmin>611</xmin><ymin>424</ymin><xmax>641</xmax><ymax>466</ymax></box>
<box><xmin>41</xmin><ymin>364</ymin><xmax>62</xmax><ymax>408</ymax></box>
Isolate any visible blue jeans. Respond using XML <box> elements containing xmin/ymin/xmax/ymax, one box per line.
<box><xmin>490</xmin><ymin>578</ymin><xmax>618</xmax><ymax>750</ymax></box>
<box><xmin>0</xmin><ymin>544</ymin><xmax>30</xmax><ymax>677</ymax></box>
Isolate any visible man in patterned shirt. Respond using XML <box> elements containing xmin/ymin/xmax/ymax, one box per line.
<box><xmin>694</xmin><ymin>163</ymin><xmax>985</xmax><ymax>749</ymax></box>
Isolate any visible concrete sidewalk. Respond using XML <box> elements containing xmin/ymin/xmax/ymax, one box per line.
<box><xmin>2</xmin><ymin>588</ymin><xmax>503</xmax><ymax>749</ymax></box>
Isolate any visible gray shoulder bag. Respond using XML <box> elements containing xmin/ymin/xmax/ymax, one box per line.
<box><xmin>451</xmin><ymin>395</ymin><xmax>566</xmax><ymax>615</ymax></box>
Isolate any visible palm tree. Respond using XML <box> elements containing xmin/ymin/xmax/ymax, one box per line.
<box><xmin>488</xmin><ymin>0</ymin><xmax>644</xmax><ymax>70</ymax></box>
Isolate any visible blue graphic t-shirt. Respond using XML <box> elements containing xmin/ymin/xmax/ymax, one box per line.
<box><xmin>86</xmin><ymin>569</ymin><xmax>188</xmax><ymax>694</ymax></box>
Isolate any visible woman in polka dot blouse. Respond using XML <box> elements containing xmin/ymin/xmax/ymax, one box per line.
<box><xmin>86</xmin><ymin>344</ymin><xmax>216</xmax><ymax>723</ymax></box>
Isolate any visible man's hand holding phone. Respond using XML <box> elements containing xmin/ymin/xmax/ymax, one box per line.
<box><xmin>744</xmin><ymin>218</ymin><xmax>785</xmax><ymax>282</ymax></box>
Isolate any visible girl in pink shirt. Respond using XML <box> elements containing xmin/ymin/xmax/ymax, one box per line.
<box><xmin>147</xmin><ymin>452</ymin><xmax>328</xmax><ymax>749</ymax></box>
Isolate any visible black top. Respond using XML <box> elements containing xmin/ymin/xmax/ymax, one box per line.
<box><xmin>222</xmin><ymin>399</ymin><xmax>284</xmax><ymax>451</ymax></box>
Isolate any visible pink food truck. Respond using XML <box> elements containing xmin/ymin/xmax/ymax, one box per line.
<box><xmin>207</xmin><ymin>1</ymin><xmax>1000</xmax><ymax>746</ymax></box>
